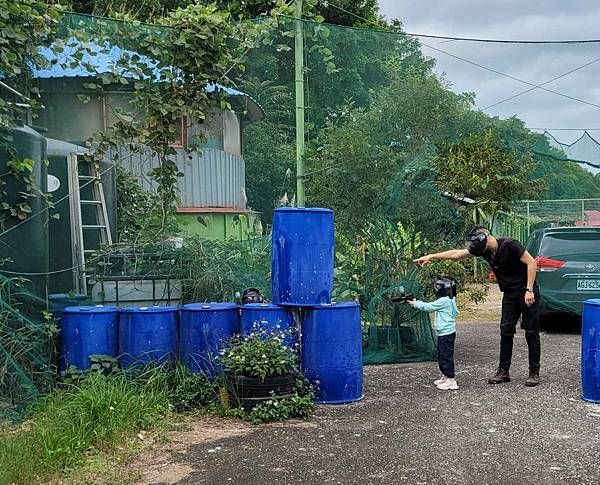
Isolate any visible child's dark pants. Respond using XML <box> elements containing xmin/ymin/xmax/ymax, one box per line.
<box><xmin>438</xmin><ymin>332</ymin><xmax>456</xmax><ymax>378</ymax></box>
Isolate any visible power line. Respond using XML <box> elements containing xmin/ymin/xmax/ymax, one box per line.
<box><xmin>420</xmin><ymin>41</ymin><xmax>600</xmax><ymax>111</ymax></box>
<box><xmin>323</xmin><ymin>2</ymin><xmax>600</xmax><ymax>44</ymax></box>
<box><xmin>324</xmin><ymin>1</ymin><xmax>600</xmax><ymax>111</ymax></box>
<box><xmin>409</xmin><ymin>33</ymin><xmax>600</xmax><ymax>45</ymax></box>
<box><xmin>482</xmin><ymin>55</ymin><xmax>600</xmax><ymax>110</ymax></box>
<box><xmin>530</xmin><ymin>128</ymin><xmax>600</xmax><ymax>131</ymax></box>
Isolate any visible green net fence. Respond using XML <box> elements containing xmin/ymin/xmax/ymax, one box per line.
<box><xmin>2</xmin><ymin>9</ymin><xmax>600</xmax><ymax>409</ymax></box>
<box><xmin>513</xmin><ymin>198</ymin><xmax>600</xmax><ymax>234</ymax></box>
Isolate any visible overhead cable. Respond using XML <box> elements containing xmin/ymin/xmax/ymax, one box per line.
<box><xmin>324</xmin><ymin>2</ymin><xmax>600</xmax><ymax>44</ymax></box>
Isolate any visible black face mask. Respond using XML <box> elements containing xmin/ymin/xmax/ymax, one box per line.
<box><xmin>242</xmin><ymin>288</ymin><xmax>263</xmax><ymax>304</ymax></box>
<box><xmin>466</xmin><ymin>232</ymin><xmax>488</xmax><ymax>256</ymax></box>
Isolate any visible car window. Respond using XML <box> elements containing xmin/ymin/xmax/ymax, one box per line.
<box><xmin>540</xmin><ymin>232</ymin><xmax>600</xmax><ymax>261</ymax></box>
<box><xmin>525</xmin><ymin>231</ymin><xmax>541</xmax><ymax>256</ymax></box>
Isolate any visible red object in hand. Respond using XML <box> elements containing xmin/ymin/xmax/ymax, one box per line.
<box><xmin>535</xmin><ymin>256</ymin><xmax>565</xmax><ymax>271</ymax></box>
<box><xmin>487</xmin><ymin>272</ymin><xmax>496</xmax><ymax>281</ymax></box>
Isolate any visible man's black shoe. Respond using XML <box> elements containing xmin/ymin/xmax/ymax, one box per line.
<box><xmin>488</xmin><ymin>368</ymin><xmax>510</xmax><ymax>384</ymax></box>
<box><xmin>525</xmin><ymin>371</ymin><xmax>540</xmax><ymax>387</ymax></box>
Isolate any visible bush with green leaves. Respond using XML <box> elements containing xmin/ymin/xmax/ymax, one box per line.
<box><xmin>221</xmin><ymin>331</ymin><xmax>298</xmax><ymax>380</ymax></box>
<box><xmin>161</xmin><ymin>364</ymin><xmax>220</xmax><ymax>412</ymax></box>
<box><xmin>247</xmin><ymin>391</ymin><xmax>314</xmax><ymax>425</ymax></box>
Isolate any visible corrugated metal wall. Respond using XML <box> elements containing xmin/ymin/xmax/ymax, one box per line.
<box><xmin>110</xmin><ymin>146</ymin><xmax>246</xmax><ymax>209</ymax></box>
<box><xmin>222</xmin><ymin>110</ymin><xmax>241</xmax><ymax>157</ymax></box>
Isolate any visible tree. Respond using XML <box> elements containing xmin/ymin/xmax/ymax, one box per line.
<box><xmin>434</xmin><ymin>129</ymin><xmax>545</xmax><ymax>214</ymax></box>
<box><xmin>0</xmin><ymin>0</ymin><xmax>60</xmax><ymax>130</ymax></box>
<box><xmin>67</xmin><ymin>0</ymin><xmax>383</xmax><ymax>25</ymax></box>
<box><xmin>240</xmin><ymin>17</ymin><xmax>436</xmax><ymax>220</ymax></box>
<box><xmin>243</xmin><ymin>120</ymin><xmax>296</xmax><ymax>222</ymax></box>
<box><xmin>315</xmin><ymin>0</ymin><xmax>383</xmax><ymax>26</ymax></box>
<box><xmin>306</xmin><ymin>68</ymin><xmax>477</xmax><ymax>233</ymax></box>
<box><xmin>66</xmin><ymin>0</ymin><xmax>194</xmax><ymax>19</ymax></box>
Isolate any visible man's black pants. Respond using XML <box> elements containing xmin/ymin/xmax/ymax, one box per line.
<box><xmin>438</xmin><ymin>332</ymin><xmax>456</xmax><ymax>378</ymax></box>
<box><xmin>500</xmin><ymin>288</ymin><xmax>540</xmax><ymax>372</ymax></box>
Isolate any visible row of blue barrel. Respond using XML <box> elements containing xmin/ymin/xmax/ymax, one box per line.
<box><xmin>61</xmin><ymin>303</ymin><xmax>295</xmax><ymax>373</ymax></box>
<box><xmin>60</xmin><ymin>300</ymin><xmax>362</xmax><ymax>404</ymax></box>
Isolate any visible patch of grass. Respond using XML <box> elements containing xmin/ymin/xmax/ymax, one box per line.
<box><xmin>0</xmin><ymin>369</ymin><xmax>172</xmax><ymax>484</ymax></box>
<box><xmin>0</xmin><ymin>363</ymin><xmax>315</xmax><ymax>483</ymax></box>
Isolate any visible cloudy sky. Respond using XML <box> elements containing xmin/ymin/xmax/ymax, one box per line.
<box><xmin>378</xmin><ymin>0</ymin><xmax>600</xmax><ymax>143</ymax></box>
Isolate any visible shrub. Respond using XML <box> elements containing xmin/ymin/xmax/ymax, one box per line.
<box><xmin>161</xmin><ymin>364</ymin><xmax>220</xmax><ymax>412</ymax></box>
<box><xmin>248</xmin><ymin>392</ymin><xmax>315</xmax><ymax>425</ymax></box>
<box><xmin>221</xmin><ymin>332</ymin><xmax>298</xmax><ymax>380</ymax></box>
<box><xmin>219</xmin><ymin>331</ymin><xmax>315</xmax><ymax>424</ymax></box>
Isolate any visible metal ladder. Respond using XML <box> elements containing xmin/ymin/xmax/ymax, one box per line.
<box><xmin>67</xmin><ymin>153</ymin><xmax>113</xmax><ymax>294</ymax></box>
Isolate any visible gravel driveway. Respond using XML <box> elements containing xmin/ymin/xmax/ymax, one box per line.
<box><xmin>151</xmin><ymin>315</ymin><xmax>600</xmax><ymax>485</ymax></box>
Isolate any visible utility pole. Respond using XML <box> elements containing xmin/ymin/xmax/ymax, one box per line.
<box><xmin>294</xmin><ymin>0</ymin><xmax>305</xmax><ymax>207</ymax></box>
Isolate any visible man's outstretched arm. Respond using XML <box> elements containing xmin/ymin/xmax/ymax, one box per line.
<box><xmin>413</xmin><ymin>249</ymin><xmax>472</xmax><ymax>267</ymax></box>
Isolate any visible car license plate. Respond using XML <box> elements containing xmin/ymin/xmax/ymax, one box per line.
<box><xmin>577</xmin><ymin>279</ymin><xmax>600</xmax><ymax>291</ymax></box>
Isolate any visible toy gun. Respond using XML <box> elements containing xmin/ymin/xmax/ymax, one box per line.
<box><xmin>390</xmin><ymin>292</ymin><xmax>415</xmax><ymax>304</ymax></box>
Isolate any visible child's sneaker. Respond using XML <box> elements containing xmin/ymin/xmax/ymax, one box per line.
<box><xmin>434</xmin><ymin>376</ymin><xmax>446</xmax><ymax>386</ymax></box>
<box><xmin>436</xmin><ymin>378</ymin><xmax>458</xmax><ymax>390</ymax></box>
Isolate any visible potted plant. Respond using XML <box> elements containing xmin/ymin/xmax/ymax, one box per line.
<box><xmin>221</xmin><ymin>331</ymin><xmax>301</xmax><ymax>412</ymax></box>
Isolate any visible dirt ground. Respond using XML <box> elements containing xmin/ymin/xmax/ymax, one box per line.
<box><xmin>124</xmin><ymin>290</ymin><xmax>600</xmax><ymax>485</ymax></box>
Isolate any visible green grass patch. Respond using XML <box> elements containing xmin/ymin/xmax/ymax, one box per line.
<box><xmin>0</xmin><ymin>363</ymin><xmax>314</xmax><ymax>484</ymax></box>
<box><xmin>0</xmin><ymin>369</ymin><xmax>173</xmax><ymax>484</ymax></box>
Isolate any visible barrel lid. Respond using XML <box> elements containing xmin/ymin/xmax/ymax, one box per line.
<box><xmin>241</xmin><ymin>303</ymin><xmax>286</xmax><ymax>311</ymax></box>
<box><xmin>274</xmin><ymin>207</ymin><xmax>333</xmax><ymax>214</ymax></box>
<box><xmin>49</xmin><ymin>293</ymin><xmax>88</xmax><ymax>300</ymax></box>
<box><xmin>182</xmin><ymin>302</ymin><xmax>238</xmax><ymax>311</ymax></box>
<box><xmin>63</xmin><ymin>305</ymin><xmax>118</xmax><ymax>313</ymax></box>
<box><xmin>584</xmin><ymin>299</ymin><xmax>600</xmax><ymax>307</ymax></box>
<box><xmin>311</xmin><ymin>301</ymin><xmax>360</xmax><ymax>310</ymax></box>
<box><xmin>120</xmin><ymin>305</ymin><xmax>179</xmax><ymax>313</ymax></box>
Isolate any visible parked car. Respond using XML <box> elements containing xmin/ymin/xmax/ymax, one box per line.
<box><xmin>525</xmin><ymin>227</ymin><xmax>600</xmax><ymax>316</ymax></box>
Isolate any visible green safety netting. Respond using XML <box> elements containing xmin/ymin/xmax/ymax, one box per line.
<box><xmin>363</xmin><ymin>282</ymin><xmax>437</xmax><ymax>365</ymax></box>
<box><xmin>0</xmin><ymin>275</ymin><xmax>56</xmax><ymax>417</ymax></box>
<box><xmin>3</xmin><ymin>10</ymin><xmax>600</xmax><ymax>410</ymax></box>
<box><xmin>544</xmin><ymin>131</ymin><xmax>600</xmax><ymax>175</ymax></box>
<box><xmin>512</xmin><ymin>198</ymin><xmax>600</xmax><ymax>231</ymax></box>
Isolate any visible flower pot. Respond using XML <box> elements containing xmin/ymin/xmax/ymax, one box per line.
<box><xmin>225</xmin><ymin>373</ymin><xmax>297</xmax><ymax>411</ymax></box>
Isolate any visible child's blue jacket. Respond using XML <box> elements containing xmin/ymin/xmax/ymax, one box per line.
<box><xmin>414</xmin><ymin>296</ymin><xmax>459</xmax><ymax>336</ymax></box>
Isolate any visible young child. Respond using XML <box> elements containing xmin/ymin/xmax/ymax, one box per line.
<box><xmin>408</xmin><ymin>277</ymin><xmax>459</xmax><ymax>390</ymax></box>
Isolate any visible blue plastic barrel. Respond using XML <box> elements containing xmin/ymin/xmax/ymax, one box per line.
<box><xmin>119</xmin><ymin>306</ymin><xmax>178</xmax><ymax>368</ymax></box>
<box><xmin>241</xmin><ymin>303</ymin><xmax>297</xmax><ymax>350</ymax></box>
<box><xmin>582</xmin><ymin>299</ymin><xmax>600</xmax><ymax>403</ymax></box>
<box><xmin>271</xmin><ymin>207</ymin><xmax>334</xmax><ymax>306</ymax></box>
<box><xmin>179</xmin><ymin>303</ymin><xmax>239</xmax><ymax>375</ymax></box>
<box><xmin>49</xmin><ymin>293</ymin><xmax>89</xmax><ymax>317</ymax></box>
<box><xmin>60</xmin><ymin>305</ymin><xmax>118</xmax><ymax>371</ymax></box>
<box><xmin>302</xmin><ymin>302</ymin><xmax>363</xmax><ymax>404</ymax></box>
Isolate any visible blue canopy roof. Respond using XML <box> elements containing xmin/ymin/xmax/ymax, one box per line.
<box><xmin>33</xmin><ymin>39</ymin><xmax>245</xmax><ymax>97</ymax></box>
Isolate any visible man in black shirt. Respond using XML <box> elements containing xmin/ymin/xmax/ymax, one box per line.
<box><xmin>414</xmin><ymin>225</ymin><xmax>540</xmax><ymax>387</ymax></box>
